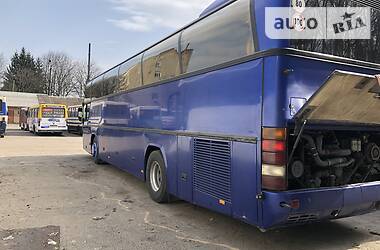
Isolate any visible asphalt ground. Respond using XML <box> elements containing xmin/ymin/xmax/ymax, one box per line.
<box><xmin>0</xmin><ymin>126</ymin><xmax>379</xmax><ymax>250</ymax></box>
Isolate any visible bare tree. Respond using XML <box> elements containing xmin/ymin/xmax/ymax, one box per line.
<box><xmin>0</xmin><ymin>53</ymin><xmax>6</xmax><ymax>85</ymax></box>
<box><xmin>41</xmin><ymin>51</ymin><xmax>101</xmax><ymax>97</ymax></box>
<box><xmin>41</xmin><ymin>52</ymin><xmax>76</xmax><ymax>97</ymax></box>
<box><xmin>73</xmin><ymin>61</ymin><xmax>101</xmax><ymax>97</ymax></box>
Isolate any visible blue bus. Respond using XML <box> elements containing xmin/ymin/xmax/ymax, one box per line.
<box><xmin>0</xmin><ymin>96</ymin><xmax>8</xmax><ymax>137</ymax></box>
<box><xmin>84</xmin><ymin>0</ymin><xmax>380</xmax><ymax>230</ymax></box>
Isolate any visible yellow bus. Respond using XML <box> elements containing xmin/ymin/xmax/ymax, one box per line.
<box><xmin>27</xmin><ymin>104</ymin><xmax>68</xmax><ymax>135</ymax></box>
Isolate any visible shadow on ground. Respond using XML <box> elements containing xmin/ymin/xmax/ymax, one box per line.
<box><xmin>2</xmin><ymin>128</ymin><xmax>81</xmax><ymax>138</ymax></box>
<box><xmin>0</xmin><ymin>154</ymin><xmax>378</xmax><ymax>250</ymax></box>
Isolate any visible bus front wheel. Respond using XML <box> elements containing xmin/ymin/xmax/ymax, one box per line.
<box><xmin>146</xmin><ymin>151</ymin><xmax>169</xmax><ymax>203</ymax></box>
<box><xmin>91</xmin><ymin>138</ymin><xmax>103</xmax><ymax>164</ymax></box>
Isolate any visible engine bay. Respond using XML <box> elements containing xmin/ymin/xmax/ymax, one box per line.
<box><xmin>288</xmin><ymin>130</ymin><xmax>380</xmax><ymax>190</ymax></box>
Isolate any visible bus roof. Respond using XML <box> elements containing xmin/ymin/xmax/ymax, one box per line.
<box><xmin>29</xmin><ymin>104</ymin><xmax>67</xmax><ymax>108</ymax></box>
<box><xmin>200</xmin><ymin>0</ymin><xmax>231</xmax><ymax>17</ymax></box>
<box><xmin>68</xmin><ymin>104</ymin><xmax>83</xmax><ymax>108</ymax></box>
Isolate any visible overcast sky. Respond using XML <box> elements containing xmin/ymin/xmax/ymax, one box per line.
<box><xmin>0</xmin><ymin>0</ymin><xmax>214</xmax><ymax>71</ymax></box>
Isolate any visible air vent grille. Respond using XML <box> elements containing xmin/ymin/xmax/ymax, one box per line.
<box><xmin>193</xmin><ymin>138</ymin><xmax>232</xmax><ymax>203</ymax></box>
<box><xmin>287</xmin><ymin>214</ymin><xmax>319</xmax><ymax>224</ymax></box>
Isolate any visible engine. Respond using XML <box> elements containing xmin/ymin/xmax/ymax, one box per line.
<box><xmin>288</xmin><ymin>131</ymin><xmax>380</xmax><ymax>190</ymax></box>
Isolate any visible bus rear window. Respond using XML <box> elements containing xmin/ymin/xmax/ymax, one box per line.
<box><xmin>42</xmin><ymin>108</ymin><xmax>65</xmax><ymax>118</ymax></box>
<box><xmin>291</xmin><ymin>0</ymin><xmax>380</xmax><ymax>64</ymax></box>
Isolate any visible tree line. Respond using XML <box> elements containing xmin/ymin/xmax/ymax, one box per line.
<box><xmin>0</xmin><ymin>48</ymin><xmax>100</xmax><ymax>97</ymax></box>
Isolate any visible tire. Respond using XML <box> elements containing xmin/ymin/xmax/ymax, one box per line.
<box><xmin>146</xmin><ymin>151</ymin><xmax>169</xmax><ymax>203</ymax></box>
<box><xmin>91</xmin><ymin>137</ymin><xmax>103</xmax><ymax>164</ymax></box>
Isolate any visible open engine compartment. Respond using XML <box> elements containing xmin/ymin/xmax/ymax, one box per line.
<box><xmin>288</xmin><ymin>129</ymin><xmax>380</xmax><ymax>190</ymax></box>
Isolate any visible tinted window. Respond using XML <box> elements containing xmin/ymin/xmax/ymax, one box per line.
<box><xmin>86</xmin><ymin>67</ymin><xmax>119</xmax><ymax>98</ymax></box>
<box><xmin>142</xmin><ymin>34</ymin><xmax>181</xmax><ymax>85</ymax></box>
<box><xmin>180</xmin><ymin>0</ymin><xmax>254</xmax><ymax>73</ymax></box>
<box><xmin>103</xmin><ymin>67</ymin><xmax>119</xmax><ymax>93</ymax></box>
<box><xmin>118</xmin><ymin>55</ymin><xmax>143</xmax><ymax>92</ymax></box>
<box><xmin>291</xmin><ymin>0</ymin><xmax>380</xmax><ymax>64</ymax></box>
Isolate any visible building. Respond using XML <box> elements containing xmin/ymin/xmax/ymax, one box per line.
<box><xmin>0</xmin><ymin>91</ymin><xmax>82</xmax><ymax>124</ymax></box>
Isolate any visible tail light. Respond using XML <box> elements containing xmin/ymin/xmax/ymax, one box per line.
<box><xmin>262</xmin><ymin>127</ymin><xmax>287</xmax><ymax>191</ymax></box>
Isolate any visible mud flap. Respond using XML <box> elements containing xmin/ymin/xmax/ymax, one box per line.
<box><xmin>295</xmin><ymin>70</ymin><xmax>380</xmax><ymax>126</ymax></box>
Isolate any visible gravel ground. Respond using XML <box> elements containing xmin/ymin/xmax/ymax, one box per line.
<box><xmin>0</xmin><ymin>126</ymin><xmax>379</xmax><ymax>250</ymax></box>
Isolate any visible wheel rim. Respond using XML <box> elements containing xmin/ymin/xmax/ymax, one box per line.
<box><xmin>150</xmin><ymin>161</ymin><xmax>162</xmax><ymax>192</ymax></box>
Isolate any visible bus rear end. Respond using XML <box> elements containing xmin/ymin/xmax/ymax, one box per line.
<box><xmin>38</xmin><ymin>104</ymin><xmax>68</xmax><ymax>134</ymax></box>
<box><xmin>260</xmin><ymin>54</ymin><xmax>380</xmax><ymax>230</ymax></box>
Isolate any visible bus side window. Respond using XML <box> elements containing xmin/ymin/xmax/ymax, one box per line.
<box><xmin>142</xmin><ymin>34</ymin><xmax>181</xmax><ymax>85</ymax></box>
<box><xmin>102</xmin><ymin>67</ymin><xmax>119</xmax><ymax>96</ymax></box>
<box><xmin>180</xmin><ymin>0</ymin><xmax>254</xmax><ymax>73</ymax></box>
<box><xmin>118</xmin><ymin>55</ymin><xmax>143</xmax><ymax>92</ymax></box>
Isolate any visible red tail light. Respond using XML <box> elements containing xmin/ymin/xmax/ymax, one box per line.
<box><xmin>262</xmin><ymin>127</ymin><xmax>287</xmax><ymax>191</ymax></box>
<box><xmin>262</xmin><ymin>140</ymin><xmax>286</xmax><ymax>152</ymax></box>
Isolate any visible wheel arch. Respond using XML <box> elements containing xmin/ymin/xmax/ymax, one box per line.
<box><xmin>144</xmin><ymin>144</ymin><xmax>168</xmax><ymax>182</ymax></box>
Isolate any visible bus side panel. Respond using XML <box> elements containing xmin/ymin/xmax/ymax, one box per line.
<box><xmin>262</xmin><ymin>56</ymin><xmax>287</xmax><ymax>128</ymax></box>
<box><xmin>231</xmin><ymin>142</ymin><xmax>259</xmax><ymax>225</ymax></box>
<box><xmin>104</xmin><ymin>128</ymin><xmax>144</xmax><ymax>178</ymax></box>
<box><xmin>179</xmin><ymin>59</ymin><xmax>263</xmax><ymax>217</ymax></box>
<box><xmin>177</xmin><ymin>136</ymin><xmax>193</xmax><ymax>202</ymax></box>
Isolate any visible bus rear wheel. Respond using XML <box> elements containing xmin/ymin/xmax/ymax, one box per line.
<box><xmin>146</xmin><ymin>151</ymin><xmax>169</xmax><ymax>203</ymax></box>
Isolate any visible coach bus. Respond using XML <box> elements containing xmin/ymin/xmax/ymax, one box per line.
<box><xmin>83</xmin><ymin>0</ymin><xmax>380</xmax><ymax>230</ymax></box>
<box><xmin>28</xmin><ymin>104</ymin><xmax>68</xmax><ymax>135</ymax></box>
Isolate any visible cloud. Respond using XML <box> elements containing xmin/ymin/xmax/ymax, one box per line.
<box><xmin>107</xmin><ymin>0</ymin><xmax>215</xmax><ymax>32</ymax></box>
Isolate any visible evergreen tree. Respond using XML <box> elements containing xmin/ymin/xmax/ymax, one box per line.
<box><xmin>2</xmin><ymin>48</ymin><xmax>45</xmax><ymax>93</ymax></box>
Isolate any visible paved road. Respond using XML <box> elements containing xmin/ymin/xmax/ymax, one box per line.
<box><xmin>0</xmin><ymin>128</ymin><xmax>379</xmax><ymax>250</ymax></box>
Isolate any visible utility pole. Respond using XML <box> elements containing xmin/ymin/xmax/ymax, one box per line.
<box><xmin>87</xmin><ymin>43</ymin><xmax>91</xmax><ymax>84</ymax></box>
<box><xmin>48</xmin><ymin>59</ymin><xmax>52</xmax><ymax>96</ymax></box>
<box><xmin>85</xmin><ymin>43</ymin><xmax>92</xmax><ymax>98</ymax></box>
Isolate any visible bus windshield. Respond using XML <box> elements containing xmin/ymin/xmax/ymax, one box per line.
<box><xmin>42</xmin><ymin>107</ymin><xmax>65</xmax><ymax>118</ymax></box>
<box><xmin>291</xmin><ymin>0</ymin><xmax>380</xmax><ymax>64</ymax></box>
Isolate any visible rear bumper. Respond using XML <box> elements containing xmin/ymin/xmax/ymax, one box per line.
<box><xmin>261</xmin><ymin>181</ymin><xmax>380</xmax><ymax>229</ymax></box>
<box><xmin>38</xmin><ymin>126</ymin><xmax>67</xmax><ymax>132</ymax></box>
